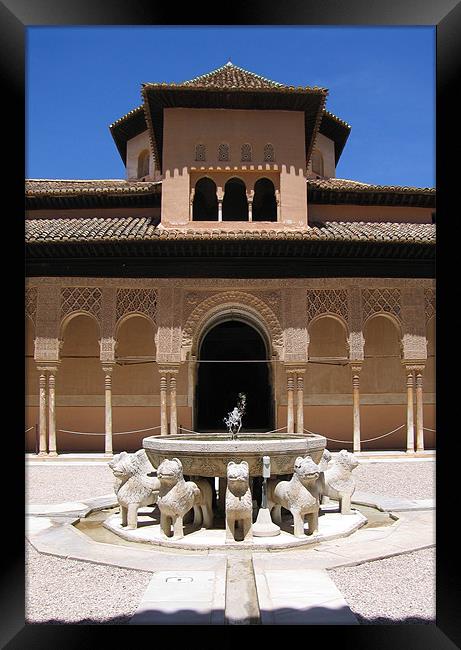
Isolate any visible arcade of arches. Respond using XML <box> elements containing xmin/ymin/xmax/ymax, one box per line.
<box><xmin>192</xmin><ymin>176</ymin><xmax>278</xmax><ymax>221</ymax></box>
<box><xmin>25</xmin><ymin>279</ymin><xmax>435</xmax><ymax>456</ymax></box>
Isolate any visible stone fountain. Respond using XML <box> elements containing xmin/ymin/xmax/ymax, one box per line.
<box><xmin>103</xmin><ymin>394</ymin><xmax>366</xmax><ymax>549</ymax></box>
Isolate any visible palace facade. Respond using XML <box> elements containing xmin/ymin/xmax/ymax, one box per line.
<box><xmin>25</xmin><ymin>63</ymin><xmax>435</xmax><ymax>455</ymax></box>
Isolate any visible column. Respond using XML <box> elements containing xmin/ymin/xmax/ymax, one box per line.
<box><xmin>218</xmin><ymin>199</ymin><xmax>223</xmax><ymax>222</ymax></box>
<box><xmin>48</xmin><ymin>367</ymin><xmax>58</xmax><ymax>456</ymax></box>
<box><xmin>169</xmin><ymin>373</ymin><xmax>178</xmax><ymax>436</ymax></box>
<box><xmin>103</xmin><ymin>364</ymin><xmax>114</xmax><ymax>455</ymax></box>
<box><xmin>296</xmin><ymin>371</ymin><xmax>305</xmax><ymax>434</ymax></box>
<box><xmin>276</xmin><ymin>197</ymin><xmax>281</xmax><ymax>221</ymax></box>
<box><xmin>248</xmin><ymin>199</ymin><xmax>253</xmax><ymax>222</ymax></box>
<box><xmin>415</xmin><ymin>366</ymin><xmax>425</xmax><ymax>452</ymax></box>
<box><xmin>38</xmin><ymin>369</ymin><xmax>47</xmax><ymax>455</ymax></box>
<box><xmin>404</xmin><ymin>365</ymin><xmax>415</xmax><ymax>453</ymax></box>
<box><xmin>351</xmin><ymin>363</ymin><xmax>362</xmax><ymax>453</ymax></box>
<box><xmin>189</xmin><ymin>189</ymin><xmax>195</xmax><ymax>221</ymax></box>
<box><xmin>160</xmin><ymin>374</ymin><xmax>168</xmax><ymax>435</ymax></box>
<box><xmin>287</xmin><ymin>372</ymin><xmax>295</xmax><ymax>433</ymax></box>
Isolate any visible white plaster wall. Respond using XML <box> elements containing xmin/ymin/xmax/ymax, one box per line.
<box><xmin>126</xmin><ymin>131</ymin><xmax>153</xmax><ymax>180</ymax></box>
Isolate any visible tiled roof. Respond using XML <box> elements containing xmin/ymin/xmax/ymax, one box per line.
<box><xmin>26</xmin><ymin>179</ymin><xmax>161</xmax><ymax>196</ymax></box>
<box><xmin>307</xmin><ymin>178</ymin><xmax>435</xmax><ymax>194</ymax></box>
<box><xmin>26</xmin><ymin>218</ymin><xmax>435</xmax><ymax>245</ymax></box>
<box><xmin>181</xmin><ymin>62</ymin><xmax>288</xmax><ymax>90</ymax></box>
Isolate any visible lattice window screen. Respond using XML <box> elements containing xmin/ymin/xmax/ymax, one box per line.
<box><xmin>306</xmin><ymin>289</ymin><xmax>349</xmax><ymax>322</ymax></box>
<box><xmin>264</xmin><ymin>143</ymin><xmax>275</xmax><ymax>162</ymax></box>
<box><xmin>241</xmin><ymin>143</ymin><xmax>252</xmax><ymax>162</ymax></box>
<box><xmin>195</xmin><ymin>144</ymin><xmax>206</xmax><ymax>161</ymax></box>
<box><xmin>218</xmin><ymin>143</ymin><xmax>230</xmax><ymax>161</ymax></box>
<box><xmin>362</xmin><ymin>288</ymin><xmax>401</xmax><ymax>322</ymax></box>
<box><xmin>116</xmin><ymin>288</ymin><xmax>158</xmax><ymax>324</ymax></box>
<box><xmin>61</xmin><ymin>287</ymin><xmax>102</xmax><ymax>319</ymax></box>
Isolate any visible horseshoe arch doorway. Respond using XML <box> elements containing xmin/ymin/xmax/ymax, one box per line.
<box><xmin>195</xmin><ymin>318</ymin><xmax>274</xmax><ymax>432</ymax></box>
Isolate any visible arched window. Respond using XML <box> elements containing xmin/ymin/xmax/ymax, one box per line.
<box><xmin>195</xmin><ymin>144</ymin><xmax>206</xmax><ymax>162</ymax></box>
<box><xmin>264</xmin><ymin>143</ymin><xmax>275</xmax><ymax>162</ymax></box>
<box><xmin>218</xmin><ymin>143</ymin><xmax>230</xmax><ymax>161</ymax></box>
<box><xmin>241</xmin><ymin>143</ymin><xmax>252</xmax><ymax>162</ymax></box>
<box><xmin>137</xmin><ymin>150</ymin><xmax>150</xmax><ymax>178</ymax></box>
<box><xmin>252</xmin><ymin>178</ymin><xmax>277</xmax><ymax>222</ymax></box>
<box><xmin>311</xmin><ymin>149</ymin><xmax>324</xmax><ymax>176</ymax></box>
<box><xmin>222</xmin><ymin>178</ymin><xmax>248</xmax><ymax>221</ymax></box>
<box><xmin>192</xmin><ymin>178</ymin><xmax>218</xmax><ymax>221</ymax></box>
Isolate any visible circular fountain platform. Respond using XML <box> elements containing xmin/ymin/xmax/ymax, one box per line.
<box><xmin>103</xmin><ymin>505</ymin><xmax>367</xmax><ymax>551</ymax></box>
<box><xmin>143</xmin><ymin>432</ymin><xmax>327</xmax><ymax>477</ymax></box>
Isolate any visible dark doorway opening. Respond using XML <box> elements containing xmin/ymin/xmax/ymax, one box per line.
<box><xmin>253</xmin><ymin>178</ymin><xmax>277</xmax><ymax>221</ymax></box>
<box><xmin>193</xmin><ymin>177</ymin><xmax>218</xmax><ymax>220</ymax></box>
<box><xmin>196</xmin><ymin>320</ymin><xmax>273</xmax><ymax>432</ymax></box>
<box><xmin>222</xmin><ymin>178</ymin><xmax>248</xmax><ymax>221</ymax></box>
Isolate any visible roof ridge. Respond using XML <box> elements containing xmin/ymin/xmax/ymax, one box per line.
<box><xmin>181</xmin><ymin>61</ymin><xmax>286</xmax><ymax>88</ymax></box>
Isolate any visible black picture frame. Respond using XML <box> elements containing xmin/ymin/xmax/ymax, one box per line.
<box><xmin>4</xmin><ymin>0</ymin><xmax>459</xmax><ymax>646</ymax></box>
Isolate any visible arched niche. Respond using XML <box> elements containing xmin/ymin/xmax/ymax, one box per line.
<box><xmin>307</xmin><ymin>316</ymin><xmax>350</xmax><ymax>394</ymax></box>
<box><xmin>192</xmin><ymin>177</ymin><xmax>218</xmax><ymax>221</ymax></box>
<box><xmin>361</xmin><ymin>314</ymin><xmax>402</xmax><ymax>394</ymax></box>
<box><xmin>222</xmin><ymin>177</ymin><xmax>248</xmax><ymax>221</ymax></box>
<box><xmin>137</xmin><ymin>149</ymin><xmax>150</xmax><ymax>178</ymax></box>
<box><xmin>252</xmin><ymin>177</ymin><xmax>277</xmax><ymax>222</ymax></box>
<box><xmin>60</xmin><ymin>314</ymin><xmax>101</xmax><ymax>396</ymax></box>
<box><xmin>114</xmin><ymin>315</ymin><xmax>156</xmax><ymax>396</ymax></box>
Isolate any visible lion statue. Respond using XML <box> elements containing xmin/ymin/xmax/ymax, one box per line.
<box><xmin>108</xmin><ymin>449</ymin><xmax>160</xmax><ymax>530</ymax></box>
<box><xmin>320</xmin><ymin>449</ymin><xmax>359</xmax><ymax>514</ymax></box>
<box><xmin>157</xmin><ymin>457</ymin><xmax>213</xmax><ymax>540</ymax></box>
<box><xmin>309</xmin><ymin>448</ymin><xmax>332</xmax><ymax>504</ymax></box>
<box><xmin>225</xmin><ymin>461</ymin><xmax>253</xmax><ymax>542</ymax></box>
<box><xmin>267</xmin><ymin>456</ymin><xmax>320</xmax><ymax>537</ymax></box>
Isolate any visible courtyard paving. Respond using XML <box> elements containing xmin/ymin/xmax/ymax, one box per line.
<box><xmin>25</xmin><ymin>457</ymin><xmax>435</xmax><ymax>625</ymax></box>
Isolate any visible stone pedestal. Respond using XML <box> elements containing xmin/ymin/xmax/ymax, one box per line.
<box><xmin>252</xmin><ymin>508</ymin><xmax>281</xmax><ymax>537</ymax></box>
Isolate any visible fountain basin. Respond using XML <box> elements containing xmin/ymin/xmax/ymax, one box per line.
<box><xmin>143</xmin><ymin>432</ymin><xmax>327</xmax><ymax>477</ymax></box>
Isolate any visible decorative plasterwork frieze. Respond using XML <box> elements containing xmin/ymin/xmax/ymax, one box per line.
<box><xmin>306</xmin><ymin>289</ymin><xmax>349</xmax><ymax>324</ymax></box>
<box><xmin>25</xmin><ymin>286</ymin><xmax>38</xmax><ymax>324</ymax></box>
<box><xmin>424</xmin><ymin>288</ymin><xmax>436</xmax><ymax>323</ymax></box>
<box><xmin>61</xmin><ymin>286</ymin><xmax>102</xmax><ymax>321</ymax></box>
<box><xmin>362</xmin><ymin>288</ymin><xmax>401</xmax><ymax>323</ymax></box>
<box><xmin>115</xmin><ymin>288</ymin><xmax>157</xmax><ymax>325</ymax></box>
<box><xmin>181</xmin><ymin>290</ymin><xmax>283</xmax><ymax>357</ymax></box>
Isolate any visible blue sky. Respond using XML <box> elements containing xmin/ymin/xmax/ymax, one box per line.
<box><xmin>26</xmin><ymin>26</ymin><xmax>435</xmax><ymax>187</ymax></box>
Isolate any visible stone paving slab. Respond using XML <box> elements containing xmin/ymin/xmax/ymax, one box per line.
<box><xmin>352</xmin><ymin>491</ymin><xmax>435</xmax><ymax>511</ymax></box>
<box><xmin>129</xmin><ymin>566</ymin><xmax>226</xmax><ymax>625</ymax></box>
<box><xmin>253</xmin><ymin>564</ymin><xmax>358</xmax><ymax>625</ymax></box>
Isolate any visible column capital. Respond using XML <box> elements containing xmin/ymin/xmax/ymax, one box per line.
<box><xmin>349</xmin><ymin>361</ymin><xmax>363</xmax><ymax>374</ymax></box>
<box><xmin>36</xmin><ymin>363</ymin><xmax>60</xmax><ymax>374</ymax></box>
<box><xmin>101</xmin><ymin>362</ymin><xmax>116</xmax><ymax>374</ymax></box>
<box><xmin>401</xmin><ymin>360</ymin><xmax>425</xmax><ymax>372</ymax></box>
<box><xmin>158</xmin><ymin>364</ymin><xmax>180</xmax><ymax>376</ymax></box>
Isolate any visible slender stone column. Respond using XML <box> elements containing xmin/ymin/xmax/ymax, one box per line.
<box><xmin>38</xmin><ymin>370</ymin><xmax>47</xmax><ymax>455</ymax></box>
<box><xmin>415</xmin><ymin>366</ymin><xmax>425</xmax><ymax>452</ymax></box>
<box><xmin>169</xmin><ymin>374</ymin><xmax>178</xmax><ymax>436</ymax></box>
<box><xmin>296</xmin><ymin>372</ymin><xmax>305</xmax><ymax>434</ymax></box>
<box><xmin>218</xmin><ymin>199</ymin><xmax>223</xmax><ymax>222</ymax></box>
<box><xmin>160</xmin><ymin>374</ymin><xmax>168</xmax><ymax>435</ymax></box>
<box><xmin>248</xmin><ymin>199</ymin><xmax>253</xmax><ymax>222</ymax></box>
<box><xmin>287</xmin><ymin>373</ymin><xmax>295</xmax><ymax>433</ymax></box>
<box><xmin>404</xmin><ymin>365</ymin><xmax>415</xmax><ymax>453</ymax></box>
<box><xmin>350</xmin><ymin>363</ymin><xmax>362</xmax><ymax>453</ymax></box>
<box><xmin>276</xmin><ymin>198</ymin><xmax>281</xmax><ymax>221</ymax></box>
<box><xmin>189</xmin><ymin>189</ymin><xmax>195</xmax><ymax>221</ymax></box>
<box><xmin>48</xmin><ymin>367</ymin><xmax>58</xmax><ymax>456</ymax></box>
<box><xmin>102</xmin><ymin>364</ymin><xmax>114</xmax><ymax>455</ymax></box>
